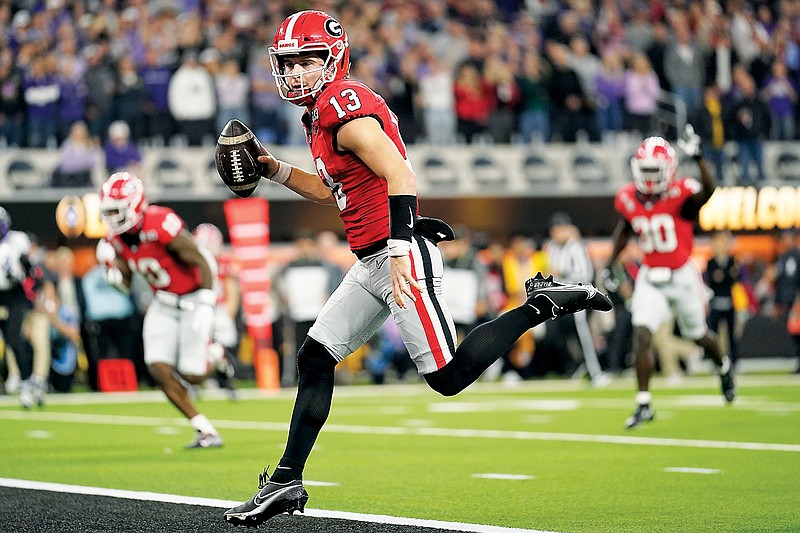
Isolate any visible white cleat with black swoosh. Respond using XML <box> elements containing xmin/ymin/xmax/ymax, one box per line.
<box><xmin>224</xmin><ymin>467</ymin><xmax>309</xmax><ymax>527</ymax></box>
<box><xmin>524</xmin><ymin>272</ymin><xmax>613</xmax><ymax>319</ymax></box>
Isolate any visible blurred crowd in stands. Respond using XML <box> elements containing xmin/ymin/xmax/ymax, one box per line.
<box><xmin>2</xmin><ymin>215</ymin><xmax>800</xmax><ymax>403</ymax></box>
<box><xmin>1</xmin><ymin>0</ymin><xmax>799</xmax><ymax>176</ymax></box>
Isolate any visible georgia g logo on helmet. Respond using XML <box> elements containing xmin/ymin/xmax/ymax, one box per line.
<box><xmin>324</xmin><ymin>18</ymin><xmax>342</xmax><ymax>37</ymax></box>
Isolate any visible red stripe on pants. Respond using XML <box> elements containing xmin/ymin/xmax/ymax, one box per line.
<box><xmin>409</xmin><ymin>252</ymin><xmax>447</xmax><ymax>369</ymax></box>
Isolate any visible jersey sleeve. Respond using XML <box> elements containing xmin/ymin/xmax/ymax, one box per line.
<box><xmin>151</xmin><ymin>207</ymin><xmax>185</xmax><ymax>246</ymax></box>
<box><xmin>317</xmin><ymin>81</ymin><xmax>387</xmax><ymax>132</ymax></box>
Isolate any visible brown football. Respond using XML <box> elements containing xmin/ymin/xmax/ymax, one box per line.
<box><xmin>215</xmin><ymin>119</ymin><xmax>267</xmax><ymax>198</ymax></box>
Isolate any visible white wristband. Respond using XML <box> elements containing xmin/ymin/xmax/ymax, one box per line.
<box><xmin>269</xmin><ymin>160</ymin><xmax>291</xmax><ymax>184</ymax></box>
<box><xmin>387</xmin><ymin>239</ymin><xmax>412</xmax><ymax>257</ymax></box>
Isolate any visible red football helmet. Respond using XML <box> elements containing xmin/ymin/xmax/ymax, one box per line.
<box><xmin>630</xmin><ymin>137</ymin><xmax>676</xmax><ymax>195</ymax></box>
<box><xmin>99</xmin><ymin>172</ymin><xmax>146</xmax><ymax>236</ymax></box>
<box><xmin>193</xmin><ymin>222</ymin><xmax>223</xmax><ymax>256</ymax></box>
<box><xmin>269</xmin><ymin>10</ymin><xmax>350</xmax><ymax>106</ymax></box>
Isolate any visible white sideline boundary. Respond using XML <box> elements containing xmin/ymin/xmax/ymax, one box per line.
<box><xmin>0</xmin><ymin>409</ymin><xmax>798</xmax><ymax>452</ymax></box>
<box><xmin>0</xmin><ymin>477</ymin><xmax>558</xmax><ymax>533</ymax></box>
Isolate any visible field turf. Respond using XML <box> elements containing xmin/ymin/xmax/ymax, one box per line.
<box><xmin>1</xmin><ymin>374</ymin><xmax>798</xmax><ymax>532</ymax></box>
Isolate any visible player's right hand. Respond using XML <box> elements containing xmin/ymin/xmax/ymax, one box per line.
<box><xmin>390</xmin><ymin>256</ymin><xmax>420</xmax><ymax>309</ymax></box>
<box><xmin>257</xmin><ymin>151</ymin><xmax>281</xmax><ymax>179</ymax></box>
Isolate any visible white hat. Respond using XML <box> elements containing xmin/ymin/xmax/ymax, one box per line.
<box><xmin>12</xmin><ymin>10</ymin><xmax>31</xmax><ymax>27</ymax></box>
<box><xmin>108</xmin><ymin>120</ymin><xmax>130</xmax><ymax>139</ymax></box>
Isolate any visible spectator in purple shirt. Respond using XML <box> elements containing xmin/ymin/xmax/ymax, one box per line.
<box><xmin>594</xmin><ymin>51</ymin><xmax>625</xmax><ymax>139</ymax></box>
<box><xmin>761</xmin><ymin>60</ymin><xmax>797</xmax><ymax>140</ymax></box>
<box><xmin>23</xmin><ymin>54</ymin><xmax>60</xmax><ymax>148</ymax></box>
<box><xmin>57</xmin><ymin>57</ymin><xmax>87</xmax><ymax>144</ymax></box>
<box><xmin>141</xmin><ymin>47</ymin><xmax>175</xmax><ymax>146</ymax></box>
<box><xmin>103</xmin><ymin>120</ymin><xmax>142</xmax><ymax>174</ymax></box>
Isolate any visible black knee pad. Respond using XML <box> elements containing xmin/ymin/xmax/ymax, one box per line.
<box><xmin>297</xmin><ymin>337</ymin><xmax>338</xmax><ymax>377</ymax></box>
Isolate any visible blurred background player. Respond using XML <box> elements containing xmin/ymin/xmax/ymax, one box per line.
<box><xmin>98</xmin><ymin>172</ymin><xmax>223</xmax><ymax>448</ymax></box>
<box><xmin>193</xmin><ymin>222</ymin><xmax>239</xmax><ymax>397</ymax></box>
<box><xmin>604</xmin><ymin>125</ymin><xmax>735</xmax><ymax>429</ymax></box>
<box><xmin>545</xmin><ymin>212</ymin><xmax>610</xmax><ymax>387</ymax></box>
<box><xmin>0</xmin><ymin>206</ymin><xmax>36</xmax><ymax>405</ymax></box>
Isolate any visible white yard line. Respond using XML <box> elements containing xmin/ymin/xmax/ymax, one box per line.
<box><xmin>0</xmin><ymin>477</ymin><xmax>558</xmax><ymax>533</ymax></box>
<box><xmin>1</xmin><ymin>409</ymin><xmax>798</xmax><ymax>453</ymax></box>
<box><xmin>664</xmin><ymin>467</ymin><xmax>722</xmax><ymax>475</ymax></box>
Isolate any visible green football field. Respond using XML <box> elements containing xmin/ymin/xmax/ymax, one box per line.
<box><xmin>1</xmin><ymin>374</ymin><xmax>799</xmax><ymax>533</ymax></box>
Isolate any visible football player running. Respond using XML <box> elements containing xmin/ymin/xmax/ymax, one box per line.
<box><xmin>98</xmin><ymin>172</ymin><xmax>224</xmax><ymax>448</ymax></box>
<box><xmin>222</xmin><ymin>10</ymin><xmax>612</xmax><ymax>527</ymax></box>
<box><xmin>603</xmin><ymin>125</ymin><xmax>736</xmax><ymax>430</ymax></box>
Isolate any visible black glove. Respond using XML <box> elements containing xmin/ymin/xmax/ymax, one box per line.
<box><xmin>413</xmin><ymin>216</ymin><xmax>455</xmax><ymax>244</ymax></box>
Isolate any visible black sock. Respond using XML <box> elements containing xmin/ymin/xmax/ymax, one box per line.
<box><xmin>425</xmin><ymin>307</ymin><xmax>546</xmax><ymax>396</ymax></box>
<box><xmin>272</xmin><ymin>338</ymin><xmax>336</xmax><ymax>484</ymax></box>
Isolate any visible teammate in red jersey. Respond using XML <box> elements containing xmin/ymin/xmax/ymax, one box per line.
<box><xmin>603</xmin><ymin>126</ymin><xmax>736</xmax><ymax>429</ymax></box>
<box><xmin>222</xmin><ymin>11</ymin><xmax>612</xmax><ymax>526</ymax></box>
<box><xmin>98</xmin><ymin>172</ymin><xmax>224</xmax><ymax>448</ymax></box>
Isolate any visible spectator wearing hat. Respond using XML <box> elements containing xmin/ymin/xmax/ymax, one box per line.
<box><xmin>544</xmin><ymin>212</ymin><xmax>610</xmax><ymax>387</ymax></box>
<box><xmin>103</xmin><ymin>120</ymin><xmax>141</xmax><ymax>174</ymax></box>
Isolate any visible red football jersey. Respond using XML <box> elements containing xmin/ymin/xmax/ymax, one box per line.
<box><xmin>614</xmin><ymin>177</ymin><xmax>702</xmax><ymax>269</ymax></box>
<box><xmin>304</xmin><ymin>79</ymin><xmax>409</xmax><ymax>253</ymax></box>
<box><xmin>107</xmin><ymin>205</ymin><xmax>202</xmax><ymax>295</ymax></box>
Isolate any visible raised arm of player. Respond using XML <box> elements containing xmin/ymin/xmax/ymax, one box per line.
<box><xmin>677</xmin><ymin>123</ymin><xmax>716</xmax><ymax>218</ymax></box>
<box><xmin>256</xmin><ymin>151</ymin><xmax>336</xmax><ymax>205</ymax></box>
<box><xmin>337</xmin><ymin>116</ymin><xmax>421</xmax><ymax>308</ymax></box>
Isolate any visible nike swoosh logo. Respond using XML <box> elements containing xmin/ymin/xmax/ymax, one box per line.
<box><xmin>406</xmin><ymin>207</ymin><xmax>414</xmax><ymax>228</ymax></box>
<box><xmin>253</xmin><ymin>484</ymin><xmax>296</xmax><ymax>507</ymax></box>
<box><xmin>376</xmin><ymin>256</ymin><xmax>388</xmax><ymax>269</ymax></box>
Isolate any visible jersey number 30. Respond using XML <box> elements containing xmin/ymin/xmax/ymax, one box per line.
<box><xmin>631</xmin><ymin>214</ymin><xmax>678</xmax><ymax>254</ymax></box>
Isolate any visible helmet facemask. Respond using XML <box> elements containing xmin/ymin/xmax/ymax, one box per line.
<box><xmin>269</xmin><ymin>45</ymin><xmax>344</xmax><ymax>106</ymax></box>
<box><xmin>630</xmin><ymin>137</ymin><xmax>676</xmax><ymax>195</ymax></box>
<box><xmin>99</xmin><ymin>173</ymin><xmax>146</xmax><ymax>236</ymax></box>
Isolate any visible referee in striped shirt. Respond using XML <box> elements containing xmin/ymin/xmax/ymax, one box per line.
<box><xmin>544</xmin><ymin>212</ymin><xmax>610</xmax><ymax>387</ymax></box>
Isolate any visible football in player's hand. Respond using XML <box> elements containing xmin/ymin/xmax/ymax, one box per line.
<box><xmin>215</xmin><ymin>119</ymin><xmax>267</xmax><ymax>198</ymax></box>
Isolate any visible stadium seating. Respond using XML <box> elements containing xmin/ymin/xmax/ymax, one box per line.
<box><xmin>471</xmin><ymin>155</ymin><xmax>507</xmax><ymax>187</ymax></box>
<box><xmin>521</xmin><ymin>153</ymin><xmax>558</xmax><ymax>186</ymax></box>
<box><xmin>6</xmin><ymin>158</ymin><xmax>47</xmax><ymax>189</ymax></box>
<box><xmin>153</xmin><ymin>156</ymin><xmax>192</xmax><ymax>188</ymax></box>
